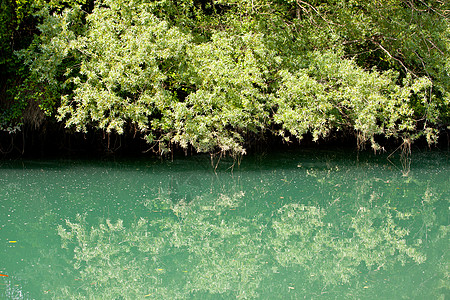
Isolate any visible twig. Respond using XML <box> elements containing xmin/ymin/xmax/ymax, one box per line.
<box><xmin>295</xmin><ymin>0</ymin><xmax>340</xmax><ymax>26</ymax></box>
<box><xmin>426</xmin><ymin>39</ymin><xmax>445</xmax><ymax>55</ymax></box>
<box><xmin>372</xmin><ymin>39</ymin><xmax>417</xmax><ymax>77</ymax></box>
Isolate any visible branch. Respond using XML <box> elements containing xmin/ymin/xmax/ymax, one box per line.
<box><xmin>295</xmin><ymin>0</ymin><xmax>340</xmax><ymax>26</ymax></box>
<box><xmin>371</xmin><ymin>39</ymin><xmax>417</xmax><ymax>77</ymax></box>
<box><xmin>427</xmin><ymin>39</ymin><xmax>445</xmax><ymax>55</ymax></box>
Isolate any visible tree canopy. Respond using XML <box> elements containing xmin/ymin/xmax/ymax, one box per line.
<box><xmin>1</xmin><ymin>0</ymin><xmax>449</xmax><ymax>155</ymax></box>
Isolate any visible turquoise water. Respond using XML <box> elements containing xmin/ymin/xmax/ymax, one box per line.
<box><xmin>0</xmin><ymin>150</ymin><xmax>448</xmax><ymax>299</ymax></box>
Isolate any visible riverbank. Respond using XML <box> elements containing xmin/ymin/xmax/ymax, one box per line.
<box><xmin>1</xmin><ymin>124</ymin><xmax>449</xmax><ymax>159</ymax></box>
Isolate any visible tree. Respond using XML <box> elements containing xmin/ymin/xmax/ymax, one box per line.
<box><xmin>7</xmin><ymin>0</ymin><xmax>450</xmax><ymax>155</ymax></box>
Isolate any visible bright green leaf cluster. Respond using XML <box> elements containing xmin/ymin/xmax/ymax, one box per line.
<box><xmin>6</xmin><ymin>0</ymin><xmax>449</xmax><ymax>154</ymax></box>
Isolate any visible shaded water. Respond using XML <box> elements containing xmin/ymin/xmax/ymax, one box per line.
<box><xmin>0</xmin><ymin>150</ymin><xmax>448</xmax><ymax>299</ymax></box>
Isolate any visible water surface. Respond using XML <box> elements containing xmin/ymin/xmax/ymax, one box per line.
<box><xmin>0</xmin><ymin>150</ymin><xmax>448</xmax><ymax>299</ymax></box>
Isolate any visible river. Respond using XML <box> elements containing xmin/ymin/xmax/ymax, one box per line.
<box><xmin>0</xmin><ymin>149</ymin><xmax>448</xmax><ymax>299</ymax></box>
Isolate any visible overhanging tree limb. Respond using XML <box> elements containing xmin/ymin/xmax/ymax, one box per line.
<box><xmin>371</xmin><ymin>39</ymin><xmax>417</xmax><ymax>77</ymax></box>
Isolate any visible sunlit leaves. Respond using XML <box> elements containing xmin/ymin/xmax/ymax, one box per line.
<box><xmin>12</xmin><ymin>0</ymin><xmax>449</xmax><ymax>152</ymax></box>
<box><xmin>54</xmin><ymin>1</ymin><xmax>191</xmax><ymax>135</ymax></box>
<box><xmin>274</xmin><ymin>51</ymin><xmax>435</xmax><ymax>148</ymax></box>
<box><xmin>167</xmin><ymin>32</ymin><xmax>273</xmax><ymax>154</ymax></box>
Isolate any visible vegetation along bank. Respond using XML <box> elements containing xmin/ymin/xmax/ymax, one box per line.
<box><xmin>1</xmin><ymin>0</ymin><xmax>449</xmax><ymax>157</ymax></box>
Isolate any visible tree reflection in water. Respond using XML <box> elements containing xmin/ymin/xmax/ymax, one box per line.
<box><xmin>51</xmin><ymin>183</ymin><xmax>446</xmax><ymax>299</ymax></box>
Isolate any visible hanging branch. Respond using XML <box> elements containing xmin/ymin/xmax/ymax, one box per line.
<box><xmin>295</xmin><ymin>0</ymin><xmax>340</xmax><ymax>26</ymax></box>
<box><xmin>371</xmin><ymin>39</ymin><xmax>417</xmax><ymax>77</ymax></box>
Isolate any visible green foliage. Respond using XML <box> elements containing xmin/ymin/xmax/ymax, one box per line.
<box><xmin>6</xmin><ymin>0</ymin><xmax>450</xmax><ymax>152</ymax></box>
<box><xmin>0</xmin><ymin>0</ymin><xmax>91</xmax><ymax>132</ymax></box>
<box><xmin>0</xmin><ymin>0</ymin><xmax>30</xmax><ymax>132</ymax></box>
<box><xmin>274</xmin><ymin>51</ymin><xmax>436</xmax><ymax>149</ymax></box>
